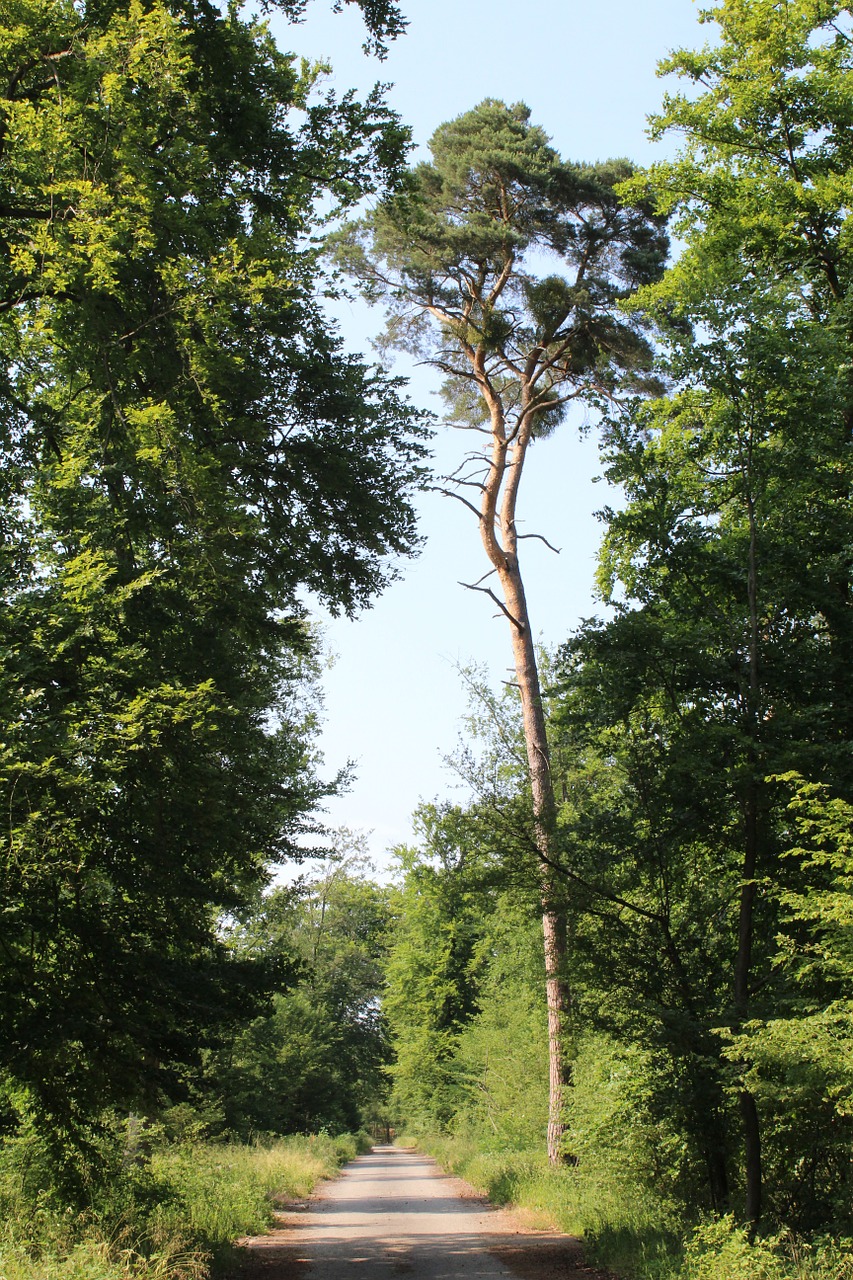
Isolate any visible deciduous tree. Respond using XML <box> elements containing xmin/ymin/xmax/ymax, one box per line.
<box><xmin>593</xmin><ymin>0</ymin><xmax>853</xmax><ymax>1226</ymax></box>
<box><xmin>0</xmin><ymin>0</ymin><xmax>426</xmax><ymax>1163</ymax></box>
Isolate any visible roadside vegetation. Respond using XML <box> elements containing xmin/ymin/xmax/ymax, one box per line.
<box><xmin>382</xmin><ymin>746</ymin><xmax>853</xmax><ymax>1278</ymax></box>
<box><xmin>0</xmin><ymin>1130</ymin><xmax>370</xmax><ymax>1280</ymax></box>
<box><xmin>0</xmin><ymin>841</ymin><xmax>387</xmax><ymax>1280</ymax></box>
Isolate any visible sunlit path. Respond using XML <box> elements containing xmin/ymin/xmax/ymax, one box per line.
<box><xmin>237</xmin><ymin>1145</ymin><xmax>606</xmax><ymax>1280</ymax></box>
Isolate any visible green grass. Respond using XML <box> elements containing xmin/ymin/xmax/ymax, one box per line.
<box><xmin>0</xmin><ymin>1132</ymin><xmax>370</xmax><ymax>1280</ymax></box>
<box><xmin>150</xmin><ymin>1132</ymin><xmax>358</xmax><ymax>1247</ymax></box>
<box><xmin>412</xmin><ymin>1132</ymin><xmax>853</xmax><ymax>1280</ymax></box>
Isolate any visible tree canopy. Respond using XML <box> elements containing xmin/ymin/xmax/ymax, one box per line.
<box><xmin>0</xmin><ymin>0</ymin><xmax>426</xmax><ymax>1162</ymax></box>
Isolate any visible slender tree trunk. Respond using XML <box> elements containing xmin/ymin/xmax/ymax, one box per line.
<box><xmin>470</xmin><ymin>356</ymin><xmax>571</xmax><ymax>1162</ymax></box>
<box><xmin>542</xmin><ymin>906</ymin><xmax>569</xmax><ymax>1163</ymax></box>
<box><xmin>500</xmin><ymin>557</ymin><xmax>570</xmax><ymax>1164</ymax></box>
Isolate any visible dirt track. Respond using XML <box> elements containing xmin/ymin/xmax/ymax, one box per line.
<box><xmin>234</xmin><ymin>1145</ymin><xmax>611</xmax><ymax>1280</ymax></box>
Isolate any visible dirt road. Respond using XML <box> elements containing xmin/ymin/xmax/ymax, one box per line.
<box><xmin>236</xmin><ymin>1145</ymin><xmax>610</xmax><ymax>1280</ymax></box>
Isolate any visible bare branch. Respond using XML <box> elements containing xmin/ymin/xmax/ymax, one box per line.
<box><xmin>445</xmin><ymin>458</ymin><xmax>489</xmax><ymax>485</ymax></box>
<box><xmin>459</xmin><ymin>580</ymin><xmax>524</xmax><ymax>632</ymax></box>
<box><xmin>443</xmin><ymin>467</ymin><xmax>490</xmax><ymax>490</ymax></box>
<box><xmin>433</xmin><ymin>486</ymin><xmax>482</xmax><ymax>519</ymax></box>
<box><xmin>518</xmin><ymin>532</ymin><xmax>561</xmax><ymax>554</ymax></box>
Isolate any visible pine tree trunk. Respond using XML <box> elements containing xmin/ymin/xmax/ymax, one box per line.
<box><xmin>473</xmin><ymin>367</ymin><xmax>570</xmax><ymax>1163</ymax></box>
<box><xmin>501</xmin><ymin>560</ymin><xmax>569</xmax><ymax>1164</ymax></box>
<box><xmin>543</xmin><ymin>906</ymin><xmax>568</xmax><ymax>1164</ymax></box>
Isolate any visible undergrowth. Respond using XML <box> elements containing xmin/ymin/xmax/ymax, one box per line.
<box><xmin>0</xmin><ymin>1130</ymin><xmax>370</xmax><ymax>1280</ymax></box>
<box><xmin>411</xmin><ymin>1133</ymin><xmax>853</xmax><ymax>1280</ymax></box>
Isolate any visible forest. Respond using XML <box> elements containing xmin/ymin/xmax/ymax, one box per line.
<box><xmin>0</xmin><ymin>0</ymin><xmax>852</xmax><ymax>1278</ymax></box>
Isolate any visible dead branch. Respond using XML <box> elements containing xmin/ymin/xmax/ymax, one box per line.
<box><xmin>434</xmin><ymin>486</ymin><xmax>482</xmax><ymax>519</ymax></box>
<box><xmin>459</xmin><ymin>580</ymin><xmax>524</xmax><ymax>632</ymax></box>
<box><xmin>518</xmin><ymin>532</ymin><xmax>561</xmax><ymax>554</ymax></box>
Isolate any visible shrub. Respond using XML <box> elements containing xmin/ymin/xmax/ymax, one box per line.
<box><xmin>0</xmin><ymin>1131</ymin><xmax>364</xmax><ymax>1280</ymax></box>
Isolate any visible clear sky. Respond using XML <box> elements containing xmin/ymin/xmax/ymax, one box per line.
<box><xmin>267</xmin><ymin>0</ymin><xmax>710</xmax><ymax>865</ymax></box>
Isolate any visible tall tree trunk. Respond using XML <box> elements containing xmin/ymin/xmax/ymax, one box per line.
<box><xmin>542</xmin><ymin>906</ymin><xmax>569</xmax><ymax>1163</ymax></box>
<box><xmin>500</xmin><ymin>556</ymin><xmax>569</xmax><ymax>1164</ymax></box>
<box><xmin>470</xmin><ymin>351</ymin><xmax>572</xmax><ymax>1162</ymax></box>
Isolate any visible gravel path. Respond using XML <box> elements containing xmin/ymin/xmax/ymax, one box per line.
<box><xmin>234</xmin><ymin>1145</ymin><xmax>611</xmax><ymax>1280</ymax></box>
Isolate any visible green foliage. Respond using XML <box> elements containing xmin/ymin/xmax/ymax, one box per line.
<box><xmin>336</xmin><ymin>97</ymin><xmax>668</xmax><ymax>421</ymax></box>
<box><xmin>0</xmin><ymin>0</ymin><xmax>426</xmax><ymax>1165</ymax></box>
<box><xmin>625</xmin><ymin>0</ymin><xmax>853</xmax><ymax>316</ymax></box>
<box><xmin>452</xmin><ymin>974</ymin><xmax>547</xmax><ymax>1152</ymax></box>
<box><xmin>721</xmin><ymin>778</ymin><xmax>853</xmax><ymax>1231</ymax></box>
<box><xmin>215</xmin><ymin>849</ymin><xmax>394</xmax><ymax>1137</ymax></box>
<box><xmin>567</xmin><ymin>1036</ymin><xmax>685</xmax><ymax>1228</ymax></box>
<box><xmin>149</xmin><ymin>1133</ymin><xmax>351</xmax><ymax>1245</ymax></box>
<box><xmin>0</xmin><ymin>1129</ymin><xmax>360</xmax><ymax>1280</ymax></box>
<box><xmin>678</xmin><ymin>1218</ymin><xmax>853</xmax><ymax>1280</ymax></box>
<box><xmin>384</xmin><ymin>786</ymin><xmax>552</xmax><ymax>1152</ymax></box>
<box><xmin>384</xmin><ymin>813</ymin><xmax>491</xmax><ymax>1130</ymax></box>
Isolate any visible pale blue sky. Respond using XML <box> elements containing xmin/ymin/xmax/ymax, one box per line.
<box><xmin>268</xmin><ymin>0</ymin><xmax>710</xmax><ymax>865</ymax></box>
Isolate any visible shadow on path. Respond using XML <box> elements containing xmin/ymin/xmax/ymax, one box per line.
<box><xmin>231</xmin><ymin>1146</ymin><xmax>612</xmax><ymax>1280</ymax></box>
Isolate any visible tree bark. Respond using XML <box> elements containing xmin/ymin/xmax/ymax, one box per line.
<box><xmin>459</xmin><ymin>312</ymin><xmax>573</xmax><ymax>1162</ymax></box>
<box><xmin>543</xmin><ymin>906</ymin><xmax>569</xmax><ymax>1164</ymax></box>
<box><xmin>491</xmin><ymin>520</ymin><xmax>570</xmax><ymax>1164</ymax></box>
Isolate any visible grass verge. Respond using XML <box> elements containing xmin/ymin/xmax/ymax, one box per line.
<box><xmin>409</xmin><ymin>1133</ymin><xmax>853</xmax><ymax>1280</ymax></box>
<box><xmin>0</xmin><ymin>1131</ymin><xmax>371</xmax><ymax>1280</ymax></box>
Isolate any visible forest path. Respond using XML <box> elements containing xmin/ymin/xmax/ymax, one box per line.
<box><xmin>234</xmin><ymin>1145</ymin><xmax>611</xmax><ymax>1280</ymax></box>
